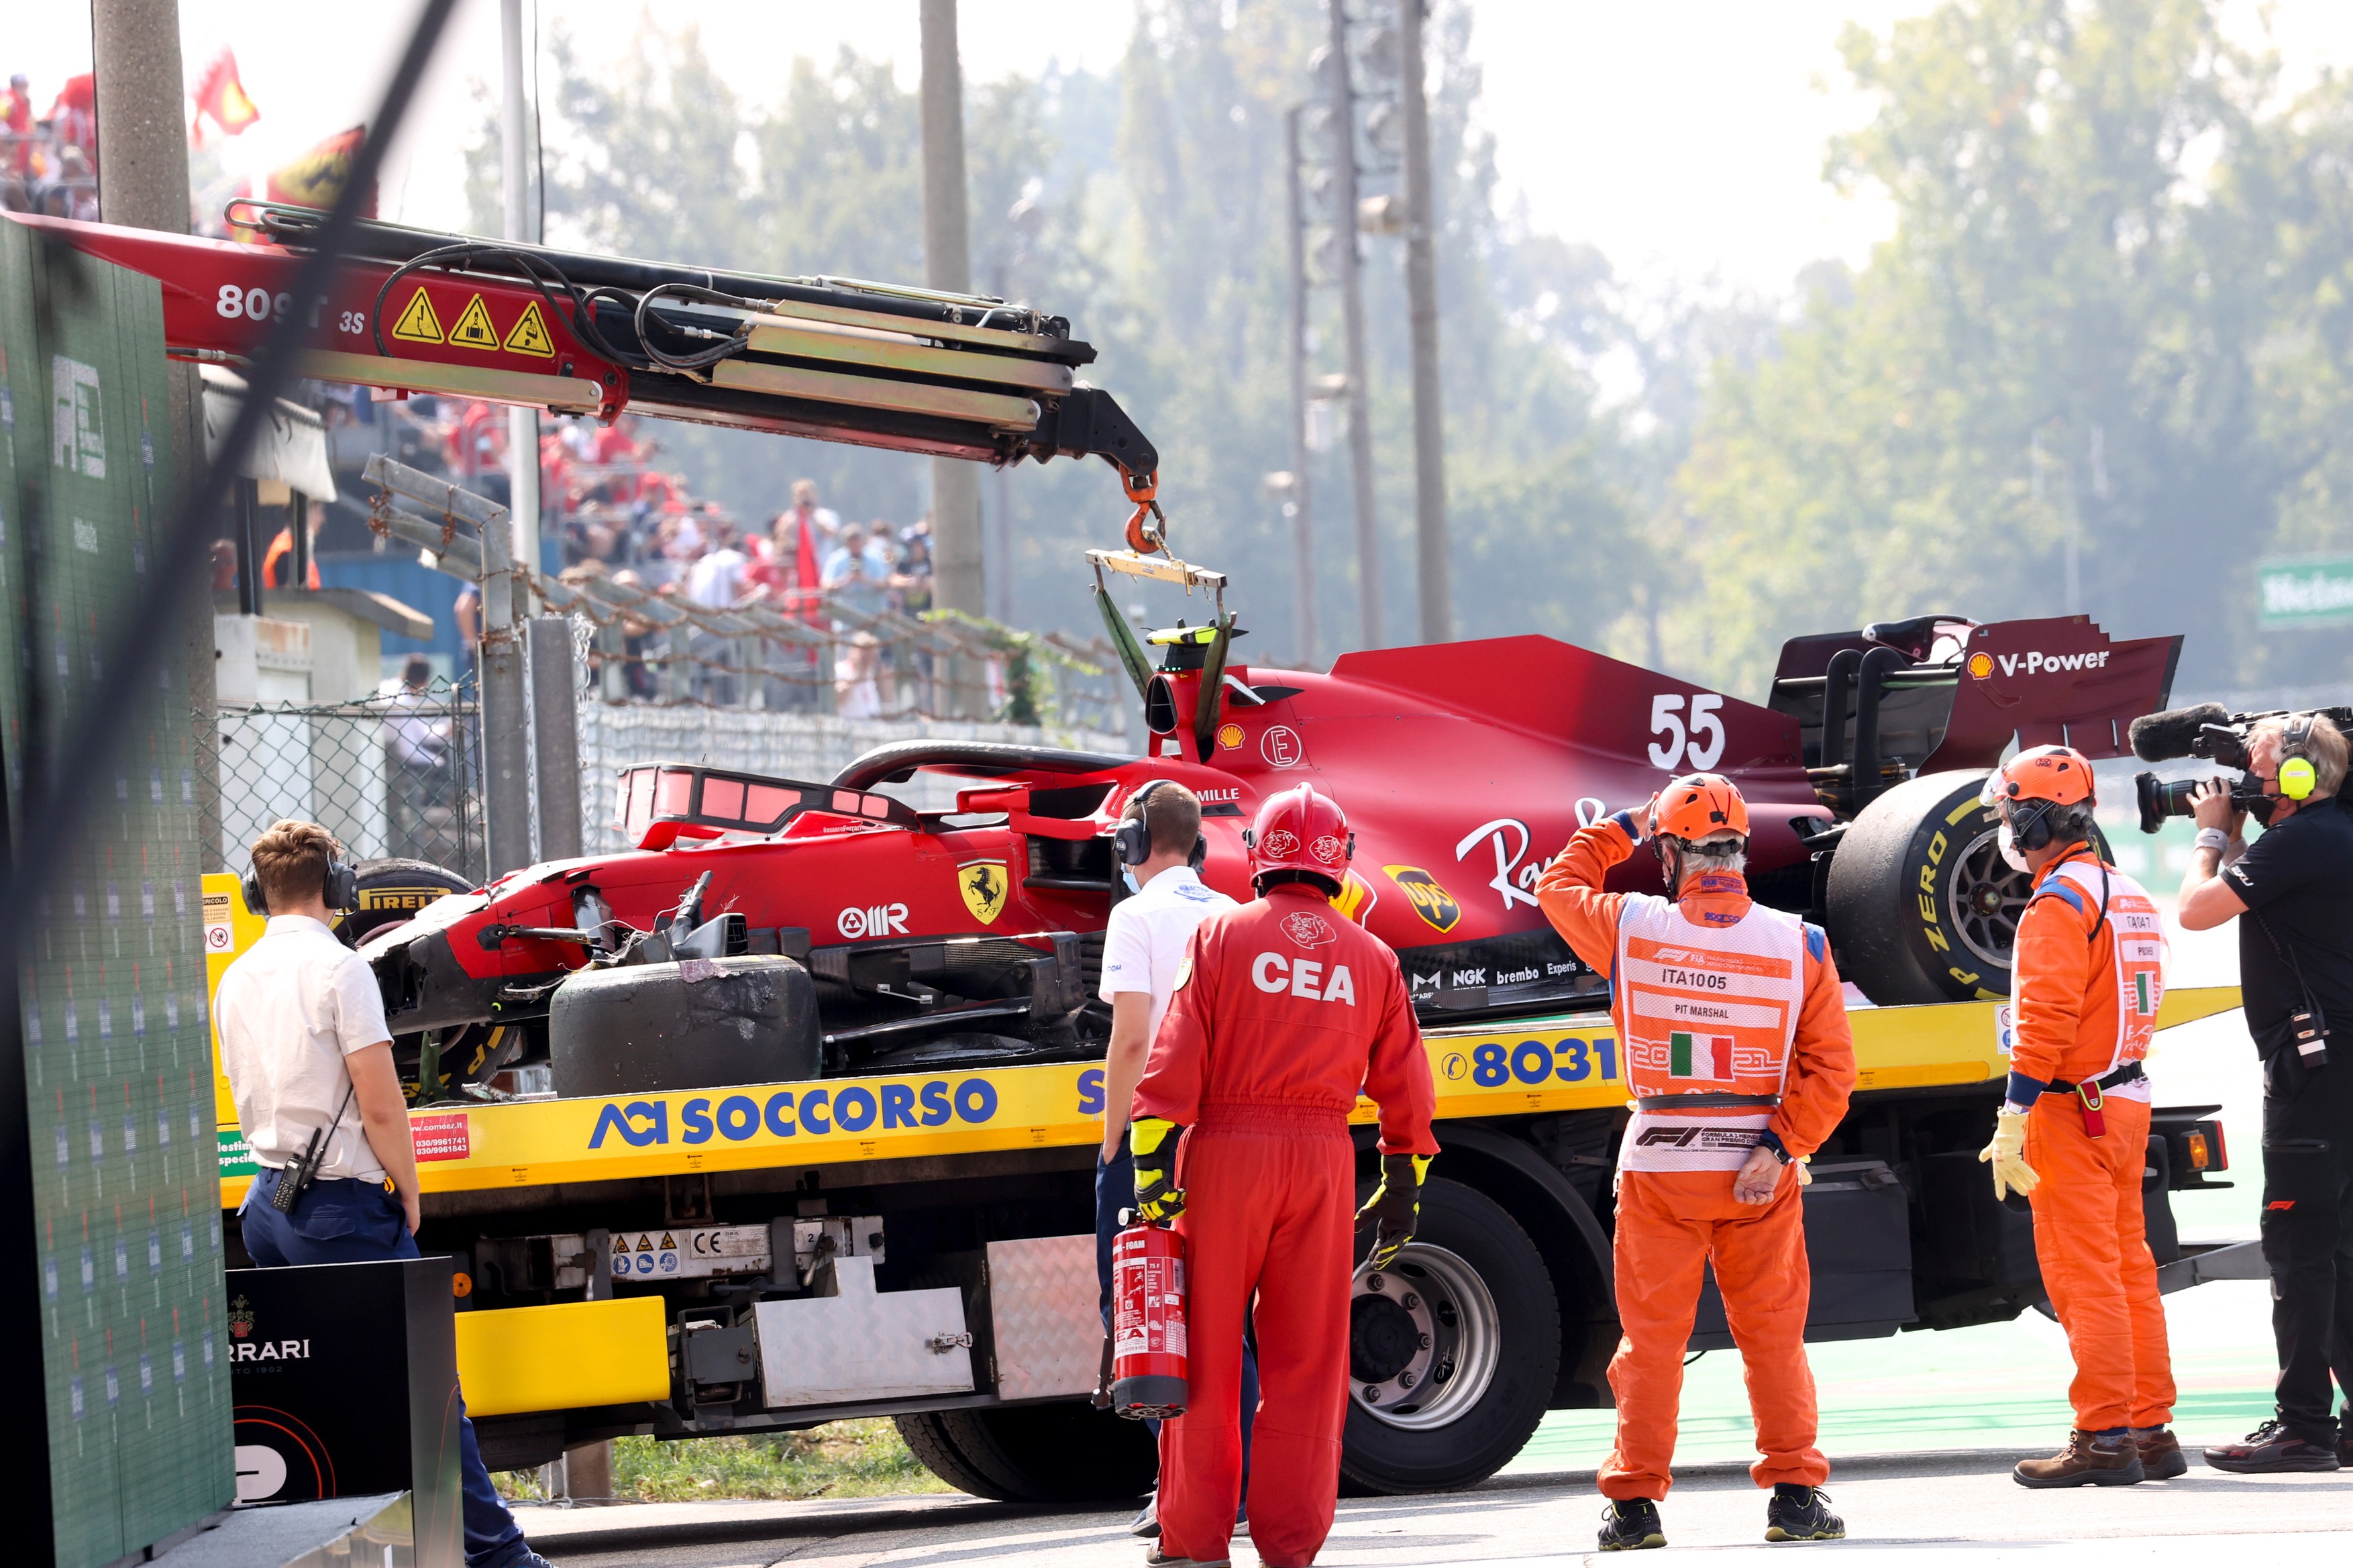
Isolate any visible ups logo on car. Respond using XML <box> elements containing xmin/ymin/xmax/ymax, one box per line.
<box><xmin>1383</xmin><ymin>866</ymin><xmax>1461</xmax><ymax>933</ymax></box>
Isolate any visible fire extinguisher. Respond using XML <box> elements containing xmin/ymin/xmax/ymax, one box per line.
<box><xmin>1109</xmin><ymin>1215</ymin><xmax>1188</xmax><ymax>1420</ymax></box>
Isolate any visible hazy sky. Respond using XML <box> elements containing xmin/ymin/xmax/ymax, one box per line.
<box><xmin>14</xmin><ymin>1</ymin><xmax>2353</xmax><ymax>295</ymax></box>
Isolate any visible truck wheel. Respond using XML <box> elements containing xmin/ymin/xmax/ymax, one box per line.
<box><xmin>893</xmin><ymin>1412</ymin><xmax>1021</xmax><ymax>1500</ymax></box>
<box><xmin>1340</xmin><ymin>1177</ymin><xmax>1558</xmax><ymax>1494</ymax></box>
<box><xmin>896</xmin><ymin>1402</ymin><xmax>1155</xmax><ymax>1502</ymax></box>
<box><xmin>331</xmin><ymin>857</ymin><xmax>475</xmax><ymax>948</ymax></box>
<box><xmin>1826</xmin><ymin>770</ymin><xmax>2028</xmax><ymax>1005</ymax></box>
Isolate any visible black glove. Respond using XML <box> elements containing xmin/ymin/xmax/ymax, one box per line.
<box><xmin>1355</xmin><ymin>1152</ymin><xmax>1432</xmax><ymax>1269</ymax></box>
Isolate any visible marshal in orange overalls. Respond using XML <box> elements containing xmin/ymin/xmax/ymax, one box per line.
<box><xmin>1538</xmin><ymin>814</ymin><xmax>1855</xmax><ymax>1502</ymax></box>
<box><xmin>2006</xmin><ymin>847</ymin><xmax>2176</xmax><ymax>1434</ymax></box>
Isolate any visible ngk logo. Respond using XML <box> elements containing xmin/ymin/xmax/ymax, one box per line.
<box><xmin>837</xmin><ymin>902</ymin><xmax>910</xmax><ymax>939</ymax></box>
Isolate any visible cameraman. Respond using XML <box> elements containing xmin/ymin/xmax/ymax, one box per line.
<box><xmin>216</xmin><ymin>821</ymin><xmax>554</xmax><ymax>1568</ymax></box>
<box><xmin>2178</xmin><ymin>715</ymin><xmax>2353</xmax><ymax>1474</ymax></box>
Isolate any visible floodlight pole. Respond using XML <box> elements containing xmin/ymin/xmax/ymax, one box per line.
<box><xmin>501</xmin><ymin>0</ymin><xmax>541</xmax><ymax>578</ymax></box>
<box><xmin>1328</xmin><ymin>0</ymin><xmax>1382</xmax><ymax>649</ymax></box>
<box><xmin>1400</xmin><ymin>0</ymin><xmax>1449</xmax><ymax>644</ymax></box>
<box><xmin>1284</xmin><ymin>106</ymin><xmax>1317</xmax><ymax>669</ymax></box>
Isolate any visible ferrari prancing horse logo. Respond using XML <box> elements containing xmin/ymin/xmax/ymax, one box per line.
<box><xmin>959</xmin><ymin>859</ymin><xmax>1008</xmax><ymax>925</ymax></box>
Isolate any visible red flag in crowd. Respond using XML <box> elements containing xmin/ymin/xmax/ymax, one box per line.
<box><xmin>192</xmin><ymin>48</ymin><xmax>261</xmax><ymax>138</ymax></box>
<box><xmin>266</xmin><ymin>125</ymin><xmax>374</xmax><ymax>216</ymax></box>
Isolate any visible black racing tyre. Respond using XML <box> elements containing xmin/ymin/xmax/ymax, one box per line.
<box><xmin>1339</xmin><ymin>1177</ymin><xmax>1559</xmax><ymax>1494</ymax></box>
<box><xmin>331</xmin><ymin>857</ymin><xmax>476</xmax><ymax>947</ymax></box>
<box><xmin>1825</xmin><ymin>770</ymin><xmax>2030</xmax><ymax>1006</ymax></box>
<box><xmin>896</xmin><ymin>1402</ymin><xmax>1157</xmax><ymax>1502</ymax></box>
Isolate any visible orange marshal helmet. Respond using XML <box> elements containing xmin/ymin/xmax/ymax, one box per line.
<box><xmin>1981</xmin><ymin>744</ymin><xmax>2095</xmax><ymax>807</ymax></box>
<box><xmin>1650</xmin><ymin>772</ymin><xmax>1750</xmax><ymax>844</ymax></box>
<box><xmin>1979</xmin><ymin>743</ymin><xmax>2095</xmax><ymax>853</ymax></box>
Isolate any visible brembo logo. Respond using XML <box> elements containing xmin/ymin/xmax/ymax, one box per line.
<box><xmin>1977</xmin><ymin>650</ymin><xmax>2112</xmax><ymax>678</ymax></box>
<box><xmin>837</xmin><ymin>903</ymin><xmax>910</xmax><ymax>939</ymax></box>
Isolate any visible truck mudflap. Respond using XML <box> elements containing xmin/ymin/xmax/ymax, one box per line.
<box><xmin>2156</xmin><ymin>1239</ymin><xmax>2266</xmax><ymax>1294</ymax></box>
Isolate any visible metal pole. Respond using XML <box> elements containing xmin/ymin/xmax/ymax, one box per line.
<box><xmin>1328</xmin><ymin>0</ymin><xmax>1382</xmax><ymax>649</ymax></box>
<box><xmin>1400</xmin><ymin>0</ymin><xmax>1449</xmax><ymax>645</ymax></box>
<box><xmin>501</xmin><ymin>0</ymin><xmax>543</xmax><ymax>578</ymax></box>
<box><xmin>921</xmin><ymin>0</ymin><xmax>985</xmax><ymax>711</ymax></box>
<box><xmin>289</xmin><ymin>490</ymin><xmax>311</xmax><ymax>588</ymax></box>
<box><xmin>92</xmin><ymin>0</ymin><xmax>224</xmax><ymax>859</ymax></box>
<box><xmin>476</xmin><ymin>501</ymin><xmax>533</xmax><ymax>875</ymax></box>
<box><xmin>236</xmin><ymin>479</ymin><xmax>264</xmax><ymax>615</ymax></box>
<box><xmin>1285</xmin><ymin>107</ymin><xmax>1317</xmax><ymax>670</ymax></box>
<box><xmin>527</xmin><ymin>617</ymin><xmax>582</xmax><ymax>861</ymax></box>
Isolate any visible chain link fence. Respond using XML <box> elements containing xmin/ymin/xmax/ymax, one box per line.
<box><xmin>200</xmin><ymin>681</ymin><xmax>487</xmax><ymax>883</ymax></box>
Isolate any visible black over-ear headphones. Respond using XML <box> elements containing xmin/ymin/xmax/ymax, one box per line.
<box><xmin>242</xmin><ymin>853</ymin><xmax>358</xmax><ymax>918</ymax></box>
<box><xmin>1116</xmin><ymin>780</ymin><xmax>1208</xmax><ymax>872</ymax></box>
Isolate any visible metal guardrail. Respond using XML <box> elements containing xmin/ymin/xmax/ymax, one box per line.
<box><xmin>359</xmin><ymin>455</ymin><xmax>1127</xmax><ymax>733</ymax></box>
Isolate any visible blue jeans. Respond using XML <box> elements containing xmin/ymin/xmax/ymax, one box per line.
<box><xmin>242</xmin><ymin>1168</ymin><xmax>533</xmax><ymax>1568</ymax></box>
<box><xmin>1097</xmin><ymin>1145</ymin><xmax>1257</xmax><ymax>1477</ymax></box>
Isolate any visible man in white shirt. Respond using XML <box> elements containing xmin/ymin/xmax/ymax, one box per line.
<box><xmin>216</xmin><ymin>820</ymin><xmax>552</xmax><ymax>1568</ymax></box>
<box><xmin>1092</xmin><ymin>781</ymin><xmax>1256</xmax><ymax>1540</ymax></box>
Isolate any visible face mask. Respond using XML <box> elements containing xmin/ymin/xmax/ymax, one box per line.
<box><xmin>2246</xmin><ymin>790</ymin><xmax>2282</xmax><ymax>827</ymax></box>
<box><xmin>1997</xmin><ymin>821</ymin><xmax>2030</xmax><ymax>874</ymax></box>
<box><xmin>1120</xmin><ymin>868</ymin><xmax>1140</xmax><ymax>894</ymax></box>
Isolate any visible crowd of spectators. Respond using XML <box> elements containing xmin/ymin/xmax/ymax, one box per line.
<box><xmin>396</xmin><ymin>399</ymin><xmax>940</xmax><ymax>715</ymax></box>
<box><xmin>2</xmin><ymin>70</ymin><xmax>100</xmax><ymax>219</ymax></box>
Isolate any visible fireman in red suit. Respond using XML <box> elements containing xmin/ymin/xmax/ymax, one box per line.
<box><xmin>1131</xmin><ymin>783</ymin><xmax>1438</xmax><ymax>1568</ymax></box>
<box><xmin>1537</xmin><ymin>773</ymin><xmax>1856</xmax><ymax>1551</ymax></box>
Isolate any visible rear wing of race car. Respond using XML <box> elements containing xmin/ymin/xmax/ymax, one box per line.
<box><xmin>5</xmin><ymin>202</ymin><xmax>1157</xmax><ymax>484</ymax></box>
<box><xmin>1771</xmin><ymin>614</ymin><xmax>2180</xmax><ymax>815</ymax></box>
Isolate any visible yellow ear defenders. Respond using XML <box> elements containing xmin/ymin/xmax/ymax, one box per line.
<box><xmin>2279</xmin><ymin>715</ymin><xmax>2319</xmax><ymax>801</ymax></box>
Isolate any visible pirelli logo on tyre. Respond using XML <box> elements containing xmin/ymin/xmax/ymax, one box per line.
<box><xmin>1384</xmin><ymin>866</ymin><xmax>1461</xmax><ymax>933</ymax></box>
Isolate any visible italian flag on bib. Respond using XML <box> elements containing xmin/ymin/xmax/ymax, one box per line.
<box><xmin>1669</xmin><ymin>1031</ymin><xmax>1734</xmax><ymax>1081</ymax></box>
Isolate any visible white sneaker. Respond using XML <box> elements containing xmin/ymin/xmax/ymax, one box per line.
<box><xmin>1129</xmin><ymin>1494</ymin><xmax>1160</xmax><ymax>1538</ymax></box>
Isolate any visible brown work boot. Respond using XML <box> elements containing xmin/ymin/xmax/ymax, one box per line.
<box><xmin>2132</xmin><ymin>1426</ymin><xmax>2187</xmax><ymax>1480</ymax></box>
<box><xmin>2013</xmin><ymin>1429</ymin><xmax>2145</xmax><ymax>1488</ymax></box>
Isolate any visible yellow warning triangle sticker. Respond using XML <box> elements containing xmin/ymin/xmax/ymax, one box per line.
<box><xmin>448</xmin><ymin>295</ymin><xmax>502</xmax><ymax>351</ymax></box>
<box><xmin>390</xmin><ymin>288</ymin><xmax>444</xmax><ymax>345</ymax></box>
<box><xmin>503</xmin><ymin>299</ymin><xmax>557</xmax><ymax>358</ymax></box>
<box><xmin>659</xmin><ymin>1232</ymin><xmax>675</xmax><ymax>1250</ymax></box>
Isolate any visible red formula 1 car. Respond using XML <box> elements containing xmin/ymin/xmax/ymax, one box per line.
<box><xmin>360</xmin><ymin>574</ymin><xmax>2179</xmax><ymax>1097</ymax></box>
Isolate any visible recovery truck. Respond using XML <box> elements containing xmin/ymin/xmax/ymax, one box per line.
<box><xmin>12</xmin><ymin>200</ymin><xmax>2255</xmax><ymax>1500</ymax></box>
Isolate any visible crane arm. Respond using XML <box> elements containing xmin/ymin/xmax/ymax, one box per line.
<box><xmin>6</xmin><ymin>203</ymin><xmax>1157</xmax><ymax>485</ymax></box>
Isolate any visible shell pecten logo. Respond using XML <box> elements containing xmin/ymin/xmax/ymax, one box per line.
<box><xmin>1967</xmin><ymin>651</ymin><xmax>1995</xmax><ymax>679</ymax></box>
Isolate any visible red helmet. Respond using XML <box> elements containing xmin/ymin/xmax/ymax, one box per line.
<box><xmin>1245</xmin><ymin>784</ymin><xmax>1353</xmax><ymax>889</ymax></box>
<box><xmin>1651</xmin><ymin>772</ymin><xmax>1749</xmax><ymax>843</ymax></box>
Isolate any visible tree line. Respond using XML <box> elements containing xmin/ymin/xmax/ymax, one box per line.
<box><xmin>470</xmin><ymin>0</ymin><xmax>2353</xmax><ymax>697</ymax></box>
